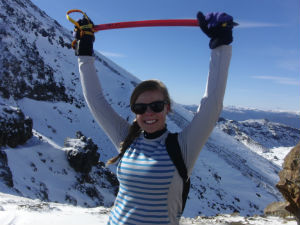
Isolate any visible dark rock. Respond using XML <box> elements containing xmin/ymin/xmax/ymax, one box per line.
<box><xmin>276</xmin><ymin>141</ymin><xmax>300</xmax><ymax>224</ymax></box>
<box><xmin>38</xmin><ymin>182</ymin><xmax>49</xmax><ymax>201</ymax></box>
<box><xmin>65</xmin><ymin>132</ymin><xmax>100</xmax><ymax>174</ymax></box>
<box><xmin>264</xmin><ymin>201</ymin><xmax>291</xmax><ymax>217</ymax></box>
<box><xmin>0</xmin><ymin>150</ymin><xmax>13</xmax><ymax>187</ymax></box>
<box><xmin>95</xmin><ymin>163</ymin><xmax>119</xmax><ymax>196</ymax></box>
<box><xmin>65</xmin><ymin>194</ymin><xmax>77</xmax><ymax>206</ymax></box>
<box><xmin>0</xmin><ymin>105</ymin><xmax>33</xmax><ymax>148</ymax></box>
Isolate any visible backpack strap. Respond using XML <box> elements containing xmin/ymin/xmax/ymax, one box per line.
<box><xmin>165</xmin><ymin>132</ymin><xmax>190</xmax><ymax>213</ymax></box>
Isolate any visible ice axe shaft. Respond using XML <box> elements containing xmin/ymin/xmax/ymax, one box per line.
<box><xmin>93</xmin><ymin>19</ymin><xmax>199</xmax><ymax>31</ymax></box>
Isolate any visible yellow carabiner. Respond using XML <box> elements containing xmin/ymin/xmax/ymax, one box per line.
<box><xmin>66</xmin><ymin>9</ymin><xmax>91</xmax><ymax>29</ymax></box>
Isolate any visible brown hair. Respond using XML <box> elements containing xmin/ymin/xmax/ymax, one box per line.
<box><xmin>106</xmin><ymin>80</ymin><xmax>171</xmax><ymax>165</ymax></box>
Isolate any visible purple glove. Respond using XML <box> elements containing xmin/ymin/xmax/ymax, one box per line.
<box><xmin>197</xmin><ymin>12</ymin><xmax>238</xmax><ymax>49</ymax></box>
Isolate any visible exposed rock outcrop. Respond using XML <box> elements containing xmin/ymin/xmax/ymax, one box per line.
<box><xmin>64</xmin><ymin>131</ymin><xmax>119</xmax><ymax>206</ymax></box>
<box><xmin>0</xmin><ymin>104</ymin><xmax>33</xmax><ymax>148</ymax></box>
<box><xmin>65</xmin><ymin>131</ymin><xmax>100</xmax><ymax>174</ymax></box>
<box><xmin>264</xmin><ymin>201</ymin><xmax>291</xmax><ymax>217</ymax></box>
<box><xmin>276</xmin><ymin>141</ymin><xmax>300</xmax><ymax>224</ymax></box>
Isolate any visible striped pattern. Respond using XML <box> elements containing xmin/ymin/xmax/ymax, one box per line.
<box><xmin>108</xmin><ymin>136</ymin><xmax>175</xmax><ymax>225</ymax></box>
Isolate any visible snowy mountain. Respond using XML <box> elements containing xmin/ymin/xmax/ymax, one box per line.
<box><xmin>217</xmin><ymin>118</ymin><xmax>299</xmax><ymax>151</ymax></box>
<box><xmin>0</xmin><ymin>0</ymin><xmax>299</xmax><ymax>223</ymax></box>
<box><xmin>217</xmin><ymin>117</ymin><xmax>300</xmax><ymax>170</ymax></box>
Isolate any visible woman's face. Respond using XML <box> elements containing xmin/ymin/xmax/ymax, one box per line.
<box><xmin>134</xmin><ymin>90</ymin><xmax>170</xmax><ymax>134</ymax></box>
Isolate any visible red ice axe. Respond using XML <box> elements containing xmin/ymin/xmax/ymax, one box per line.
<box><xmin>66</xmin><ymin>9</ymin><xmax>199</xmax><ymax>32</ymax></box>
<box><xmin>93</xmin><ymin>19</ymin><xmax>199</xmax><ymax>31</ymax></box>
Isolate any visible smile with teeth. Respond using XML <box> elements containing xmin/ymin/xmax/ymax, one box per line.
<box><xmin>144</xmin><ymin>120</ymin><xmax>157</xmax><ymax>124</ymax></box>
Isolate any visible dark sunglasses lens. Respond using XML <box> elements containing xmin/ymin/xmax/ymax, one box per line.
<box><xmin>132</xmin><ymin>104</ymin><xmax>147</xmax><ymax>114</ymax></box>
<box><xmin>149</xmin><ymin>101</ymin><xmax>165</xmax><ymax>112</ymax></box>
<box><xmin>131</xmin><ymin>101</ymin><xmax>166</xmax><ymax>114</ymax></box>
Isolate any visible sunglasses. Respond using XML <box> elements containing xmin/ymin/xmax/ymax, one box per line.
<box><xmin>131</xmin><ymin>100</ymin><xmax>168</xmax><ymax>114</ymax></box>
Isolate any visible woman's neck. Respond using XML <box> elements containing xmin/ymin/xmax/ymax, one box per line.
<box><xmin>143</xmin><ymin>127</ymin><xmax>167</xmax><ymax>139</ymax></box>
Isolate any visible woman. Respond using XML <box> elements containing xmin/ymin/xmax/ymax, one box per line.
<box><xmin>75</xmin><ymin>11</ymin><xmax>235</xmax><ymax>225</ymax></box>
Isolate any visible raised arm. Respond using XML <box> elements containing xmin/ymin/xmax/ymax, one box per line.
<box><xmin>74</xmin><ymin>16</ymin><xmax>130</xmax><ymax>149</ymax></box>
<box><xmin>178</xmin><ymin>12</ymin><xmax>236</xmax><ymax>174</ymax></box>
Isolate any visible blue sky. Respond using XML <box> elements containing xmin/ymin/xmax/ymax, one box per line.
<box><xmin>31</xmin><ymin>0</ymin><xmax>299</xmax><ymax>112</ymax></box>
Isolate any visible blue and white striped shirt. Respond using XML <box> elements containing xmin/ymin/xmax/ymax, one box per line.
<box><xmin>109</xmin><ymin>135</ymin><xmax>176</xmax><ymax>225</ymax></box>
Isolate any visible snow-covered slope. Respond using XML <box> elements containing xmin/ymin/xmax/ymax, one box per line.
<box><xmin>0</xmin><ymin>0</ymin><xmax>299</xmax><ymax>221</ymax></box>
<box><xmin>3</xmin><ymin>130</ymin><xmax>118</xmax><ymax>207</ymax></box>
<box><xmin>217</xmin><ymin>118</ymin><xmax>300</xmax><ymax>166</ymax></box>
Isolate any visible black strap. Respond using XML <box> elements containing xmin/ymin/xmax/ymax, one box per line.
<box><xmin>165</xmin><ymin>132</ymin><xmax>190</xmax><ymax>213</ymax></box>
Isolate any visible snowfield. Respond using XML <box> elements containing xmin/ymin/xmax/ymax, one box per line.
<box><xmin>0</xmin><ymin>193</ymin><xmax>297</xmax><ymax>225</ymax></box>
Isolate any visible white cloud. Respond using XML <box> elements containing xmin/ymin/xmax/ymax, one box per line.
<box><xmin>278</xmin><ymin>59</ymin><xmax>300</xmax><ymax>72</ymax></box>
<box><xmin>237</xmin><ymin>21</ymin><xmax>286</xmax><ymax>28</ymax></box>
<box><xmin>263</xmin><ymin>48</ymin><xmax>300</xmax><ymax>72</ymax></box>
<box><xmin>99</xmin><ymin>51</ymin><xmax>126</xmax><ymax>58</ymax></box>
<box><xmin>252</xmin><ymin>75</ymin><xmax>299</xmax><ymax>85</ymax></box>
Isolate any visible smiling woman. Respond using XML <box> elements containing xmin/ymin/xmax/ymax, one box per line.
<box><xmin>74</xmin><ymin>11</ymin><xmax>234</xmax><ymax>225</ymax></box>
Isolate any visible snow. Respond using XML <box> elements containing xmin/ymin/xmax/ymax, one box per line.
<box><xmin>0</xmin><ymin>193</ymin><xmax>109</xmax><ymax>225</ymax></box>
<box><xmin>0</xmin><ymin>193</ymin><xmax>297</xmax><ymax>225</ymax></box>
<box><xmin>261</xmin><ymin>146</ymin><xmax>293</xmax><ymax>167</ymax></box>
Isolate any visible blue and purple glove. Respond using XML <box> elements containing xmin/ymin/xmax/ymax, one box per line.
<box><xmin>197</xmin><ymin>12</ymin><xmax>238</xmax><ymax>49</ymax></box>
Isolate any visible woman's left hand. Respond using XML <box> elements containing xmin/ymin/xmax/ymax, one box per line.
<box><xmin>197</xmin><ymin>12</ymin><xmax>238</xmax><ymax>49</ymax></box>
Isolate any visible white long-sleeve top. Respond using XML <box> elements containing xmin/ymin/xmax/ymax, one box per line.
<box><xmin>78</xmin><ymin>45</ymin><xmax>232</xmax><ymax>225</ymax></box>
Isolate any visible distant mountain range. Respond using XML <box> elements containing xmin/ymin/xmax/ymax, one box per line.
<box><xmin>183</xmin><ymin>105</ymin><xmax>300</xmax><ymax>129</ymax></box>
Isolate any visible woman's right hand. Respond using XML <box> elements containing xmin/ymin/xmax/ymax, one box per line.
<box><xmin>73</xmin><ymin>16</ymin><xmax>95</xmax><ymax>56</ymax></box>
